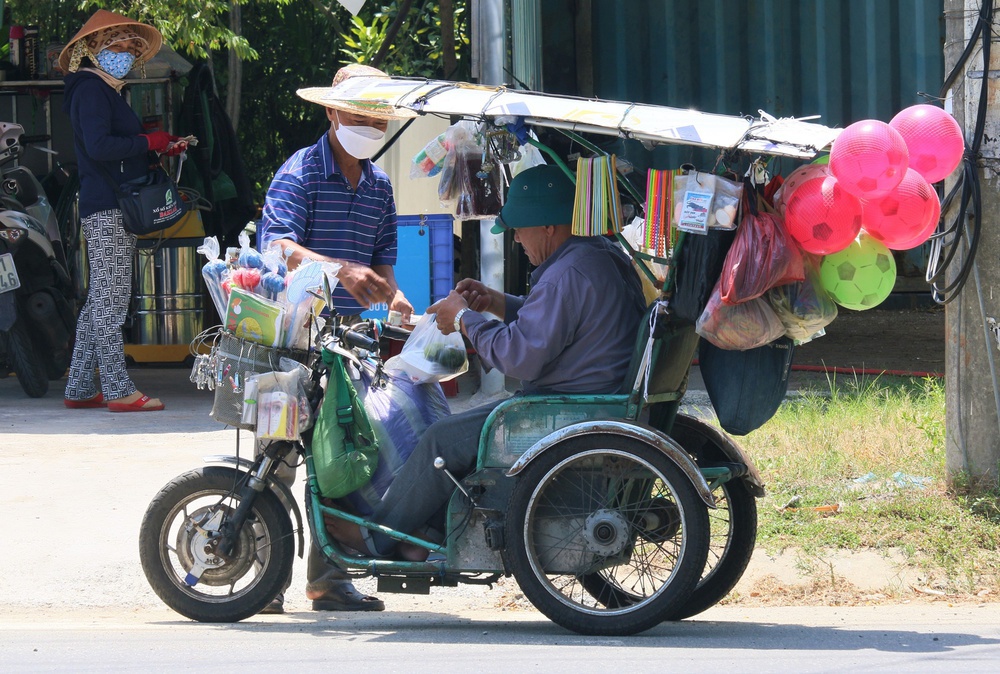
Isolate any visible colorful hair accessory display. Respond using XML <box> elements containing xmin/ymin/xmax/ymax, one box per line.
<box><xmin>572</xmin><ymin>155</ymin><xmax>623</xmax><ymax>237</ymax></box>
<box><xmin>645</xmin><ymin>168</ymin><xmax>675</xmax><ymax>257</ymax></box>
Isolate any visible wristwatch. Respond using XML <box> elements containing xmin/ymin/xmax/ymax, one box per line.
<box><xmin>454</xmin><ymin>307</ymin><xmax>469</xmax><ymax>333</ymax></box>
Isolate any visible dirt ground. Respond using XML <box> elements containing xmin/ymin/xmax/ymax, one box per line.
<box><xmin>792</xmin><ymin>303</ymin><xmax>945</xmax><ymax>377</ymax></box>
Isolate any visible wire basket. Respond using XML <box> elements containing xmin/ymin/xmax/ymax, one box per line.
<box><xmin>208</xmin><ymin>330</ymin><xmax>306</xmax><ymax>429</ymax></box>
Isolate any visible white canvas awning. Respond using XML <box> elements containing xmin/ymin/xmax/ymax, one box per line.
<box><xmin>300</xmin><ymin>76</ymin><xmax>841</xmax><ymax>159</ymax></box>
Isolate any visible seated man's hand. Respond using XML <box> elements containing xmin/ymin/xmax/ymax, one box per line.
<box><xmin>390</xmin><ymin>289</ymin><xmax>413</xmax><ymax>324</ymax></box>
<box><xmin>456</xmin><ymin>278</ymin><xmax>493</xmax><ymax>314</ymax></box>
<box><xmin>338</xmin><ymin>261</ymin><xmax>393</xmax><ymax>308</ymax></box>
<box><xmin>429</xmin><ymin>291</ymin><xmax>468</xmax><ymax>335</ymax></box>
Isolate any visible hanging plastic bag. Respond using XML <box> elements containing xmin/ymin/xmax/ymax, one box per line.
<box><xmin>385</xmin><ymin>313</ymin><xmax>468</xmax><ymax>383</ymax></box>
<box><xmin>437</xmin><ymin>121</ymin><xmax>504</xmax><ymax>218</ymax></box>
<box><xmin>671</xmin><ymin>226</ymin><xmax>738</xmax><ymax>324</ymax></box>
<box><xmin>767</xmin><ymin>255</ymin><xmax>839</xmax><ymax>344</ymax></box>
<box><xmin>338</xmin><ymin>361</ymin><xmax>452</xmax><ymax>515</ymax></box>
<box><xmin>695</xmin><ymin>281</ymin><xmax>786</xmax><ymax>351</ymax></box>
<box><xmin>718</xmin><ymin>181</ymin><xmax>805</xmax><ymax>305</ymax></box>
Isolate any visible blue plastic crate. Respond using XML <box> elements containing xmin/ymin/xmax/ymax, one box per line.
<box><xmin>362</xmin><ymin>214</ymin><xmax>453</xmax><ymax>317</ymax></box>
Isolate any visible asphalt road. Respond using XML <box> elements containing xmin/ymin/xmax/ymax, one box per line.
<box><xmin>2</xmin><ymin>604</ymin><xmax>998</xmax><ymax>672</ymax></box>
<box><xmin>2</xmin><ymin>366</ymin><xmax>996</xmax><ymax>672</ymax></box>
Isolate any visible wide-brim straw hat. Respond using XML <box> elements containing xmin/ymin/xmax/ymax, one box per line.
<box><xmin>58</xmin><ymin>9</ymin><xmax>162</xmax><ymax>74</ymax></box>
<box><xmin>296</xmin><ymin>63</ymin><xmax>416</xmax><ymax>120</ymax></box>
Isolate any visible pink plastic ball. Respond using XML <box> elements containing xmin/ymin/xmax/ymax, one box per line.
<box><xmin>829</xmin><ymin>120</ymin><xmax>909</xmax><ymax>199</ymax></box>
<box><xmin>861</xmin><ymin>168</ymin><xmax>941</xmax><ymax>250</ymax></box>
<box><xmin>784</xmin><ymin>175</ymin><xmax>864</xmax><ymax>255</ymax></box>
<box><xmin>883</xmin><ymin>184</ymin><xmax>941</xmax><ymax>251</ymax></box>
<box><xmin>889</xmin><ymin>104</ymin><xmax>964</xmax><ymax>184</ymax></box>
<box><xmin>775</xmin><ymin>163</ymin><xmax>831</xmax><ymax>215</ymax></box>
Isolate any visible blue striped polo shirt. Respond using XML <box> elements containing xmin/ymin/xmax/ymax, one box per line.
<box><xmin>258</xmin><ymin>133</ymin><xmax>398</xmax><ymax>315</ymax></box>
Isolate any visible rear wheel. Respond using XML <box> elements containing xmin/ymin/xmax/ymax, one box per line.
<box><xmin>138</xmin><ymin>466</ymin><xmax>294</xmax><ymax>622</ymax></box>
<box><xmin>5</xmin><ymin>318</ymin><xmax>48</xmax><ymax>397</ymax></box>
<box><xmin>665</xmin><ymin>478</ymin><xmax>757</xmax><ymax>620</ymax></box>
<box><xmin>505</xmin><ymin>434</ymin><xmax>709</xmax><ymax>636</ymax></box>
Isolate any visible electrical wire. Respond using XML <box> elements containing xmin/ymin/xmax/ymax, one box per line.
<box><xmin>926</xmin><ymin>0</ymin><xmax>994</xmax><ymax>304</ymax></box>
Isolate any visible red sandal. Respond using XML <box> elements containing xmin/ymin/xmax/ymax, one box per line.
<box><xmin>107</xmin><ymin>394</ymin><xmax>165</xmax><ymax>413</ymax></box>
<box><xmin>64</xmin><ymin>393</ymin><xmax>106</xmax><ymax>409</ymax></box>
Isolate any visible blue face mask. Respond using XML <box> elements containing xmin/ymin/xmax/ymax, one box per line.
<box><xmin>95</xmin><ymin>49</ymin><xmax>136</xmax><ymax>79</ymax></box>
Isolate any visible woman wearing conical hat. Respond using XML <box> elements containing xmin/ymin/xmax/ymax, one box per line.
<box><xmin>61</xmin><ymin>10</ymin><xmax>185</xmax><ymax>412</ymax></box>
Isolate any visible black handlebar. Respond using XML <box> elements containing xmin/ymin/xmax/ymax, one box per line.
<box><xmin>19</xmin><ymin>135</ymin><xmax>50</xmax><ymax>145</ymax></box>
<box><xmin>380</xmin><ymin>324</ymin><xmax>412</xmax><ymax>341</ymax></box>
<box><xmin>339</xmin><ymin>326</ymin><xmax>380</xmax><ymax>353</ymax></box>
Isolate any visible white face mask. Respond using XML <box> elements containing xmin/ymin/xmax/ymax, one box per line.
<box><xmin>334</xmin><ymin>114</ymin><xmax>386</xmax><ymax>160</ymax></box>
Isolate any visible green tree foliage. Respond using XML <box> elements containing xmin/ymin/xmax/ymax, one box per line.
<box><xmin>4</xmin><ymin>0</ymin><xmax>261</xmax><ymax>61</ymax></box>
<box><xmin>4</xmin><ymin>0</ymin><xmax>469</xmax><ymax>202</ymax></box>
<box><xmin>238</xmin><ymin>0</ymin><xmax>469</xmax><ymax>197</ymax></box>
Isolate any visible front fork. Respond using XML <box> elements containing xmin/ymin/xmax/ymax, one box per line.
<box><xmin>217</xmin><ymin>442</ymin><xmax>295</xmax><ymax>558</ymax></box>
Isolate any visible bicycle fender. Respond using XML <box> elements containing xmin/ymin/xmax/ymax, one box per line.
<box><xmin>672</xmin><ymin>413</ymin><xmax>766</xmax><ymax>497</ymax></box>
<box><xmin>505</xmin><ymin>421</ymin><xmax>716</xmax><ymax>509</ymax></box>
<box><xmin>203</xmin><ymin>455</ymin><xmax>305</xmax><ymax>558</ymax></box>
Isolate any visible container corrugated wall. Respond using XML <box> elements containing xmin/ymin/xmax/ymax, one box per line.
<box><xmin>529</xmin><ymin>0</ymin><xmax>944</xmax><ymax>168</ymax></box>
<box><xmin>587</xmin><ymin>0</ymin><xmax>944</xmax><ymax>125</ymax></box>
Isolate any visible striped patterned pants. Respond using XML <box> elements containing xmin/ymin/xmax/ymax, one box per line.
<box><xmin>64</xmin><ymin>209</ymin><xmax>138</xmax><ymax>402</ymax></box>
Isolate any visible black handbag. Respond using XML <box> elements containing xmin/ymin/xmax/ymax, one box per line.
<box><xmin>98</xmin><ymin>163</ymin><xmax>188</xmax><ymax>236</ymax></box>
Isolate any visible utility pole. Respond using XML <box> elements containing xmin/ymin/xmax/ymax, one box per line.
<box><xmin>944</xmin><ymin>0</ymin><xmax>1000</xmax><ymax>490</ymax></box>
<box><xmin>471</xmin><ymin>0</ymin><xmax>507</xmax><ymax>396</ymax></box>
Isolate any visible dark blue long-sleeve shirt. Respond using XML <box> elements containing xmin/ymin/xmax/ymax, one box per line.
<box><xmin>63</xmin><ymin>71</ymin><xmax>151</xmax><ymax>218</ymax></box>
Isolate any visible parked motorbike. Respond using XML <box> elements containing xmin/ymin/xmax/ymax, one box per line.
<box><xmin>139</xmin><ymin>305</ymin><xmax>762</xmax><ymax>636</ymax></box>
<box><xmin>0</xmin><ymin>122</ymin><xmax>77</xmax><ymax>397</ymax></box>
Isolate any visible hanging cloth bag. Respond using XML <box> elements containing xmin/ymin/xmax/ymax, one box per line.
<box><xmin>309</xmin><ymin>349</ymin><xmax>379</xmax><ymax>498</ymax></box>
<box><xmin>699</xmin><ymin>336</ymin><xmax>796</xmax><ymax>436</ymax></box>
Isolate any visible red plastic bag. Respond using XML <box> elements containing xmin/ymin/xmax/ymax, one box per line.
<box><xmin>718</xmin><ymin>183</ymin><xmax>805</xmax><ymax>305</ymax></box>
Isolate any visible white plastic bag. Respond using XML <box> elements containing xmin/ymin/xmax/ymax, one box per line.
<box><xmin>384</xmin><ymin>313</ymin><xmax>468</xmax><ymax>383</ymax></box>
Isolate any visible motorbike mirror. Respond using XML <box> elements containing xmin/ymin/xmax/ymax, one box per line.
<box><xmin>322</xmin><ymin>273</ymin><xmax>335</xmax><ymax>309</ymax></box>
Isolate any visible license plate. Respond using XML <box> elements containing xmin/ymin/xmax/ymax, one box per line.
<box><xmin>0</xmin><ymin>252</ymin><xmax>20</xmax><ymax>294</ymax></box>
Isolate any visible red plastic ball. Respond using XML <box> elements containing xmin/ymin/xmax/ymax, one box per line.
<box><xmin>775</xmin><ymin>163</ymin><xmax>830</xmax><ymax>215</ymax></box>
<box><xmin>784</xmin><ymin>175</ymin><xmax>864</xmax><ymax>255</ymax></box>
<box><xmin>829</xmin><ymin>120</ymin><xmax>909</xmax><ymax>199</ymax></box>
<box><xmin>889</xmin><ymin>104</ymin><xmax>964</xmax><ymax>184</ymax></box>
<box><xmin>861</xmin><ymin>168</ymin><xmax>941</xmax><ymax>250</ymax></box>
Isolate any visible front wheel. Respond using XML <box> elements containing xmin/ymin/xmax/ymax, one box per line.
<box><xmin>505</xmin><ymin>435</ymin><xmax>709</xmax><ymax>636</ymax></box>
<box><xmin>5</xmin><ymin>318</ymin><xmax>48</xmax><ymax>397</ymax></box>
<box><xmin>138</xmin><ymin>466</ymin><xmax>294</xmax><ymax>622</ymax></box>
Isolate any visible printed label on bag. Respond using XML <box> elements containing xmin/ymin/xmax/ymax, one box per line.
<box><xmin>678</xmin><ymin>189</ymin><xmax>713</xmax><ymax>234</ymax></box>
<box><xmin>152</xmin><ymin>188</ymin><xmax>183</xmax><ymax>226</ymax></box>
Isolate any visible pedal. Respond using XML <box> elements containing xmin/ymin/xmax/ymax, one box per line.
<box><xmin>484</xmin><ymin>518</ymin><xmax>504</xmax><ymax>550</ymax></box>
<box><xmin>377</xmin><ymin>575</ymin><xmax>431</xmax><ymax>594</ymax></box>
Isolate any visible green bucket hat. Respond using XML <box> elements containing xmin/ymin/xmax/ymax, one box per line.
<box><xmin>490</xmin><ymin>164</ymin><xmax>576</xmax><ymax>235</ymax></box>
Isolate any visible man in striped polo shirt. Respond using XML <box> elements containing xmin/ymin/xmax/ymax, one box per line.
<box><xmin>257</xmin><ymin>64</ymin><xmax>415</xmax><ymax>615</ymax></box>
<box><xmin>259</xmin><ymin>63</ymin><xmax>414</xmax><ymax>322</ymax></box>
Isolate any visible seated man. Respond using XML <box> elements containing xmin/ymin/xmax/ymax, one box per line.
<box><xmin>327</xmin><ymin>164</ymin><xmax>646</xmax><ymax>558</ymax></box>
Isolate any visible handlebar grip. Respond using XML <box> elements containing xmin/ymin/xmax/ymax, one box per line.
<box><xmin>19</xmin><ymin>135</ymin><xmax>51</xmax><ymax>145</ymax></box>
<box><xmin>380</xmin><ymin>325</ymin><xmax>411</xmax><ymax>341</ymax></box>
<box><xmin>342</xmin><ymin>329</ymin><xmax>380</xmax><ymax>352</ymax></box>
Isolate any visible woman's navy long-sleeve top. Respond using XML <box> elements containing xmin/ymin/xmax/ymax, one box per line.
<box><xmin>63</xmin><ymin>71</ymin><xmax>151</xmax><ymax>219</ymax></box>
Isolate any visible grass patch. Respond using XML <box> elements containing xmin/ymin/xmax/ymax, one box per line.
<box><xmin>739</xmin><ymin>374</ymin><xmax>1000</xmax><ymax>595</ymax></box>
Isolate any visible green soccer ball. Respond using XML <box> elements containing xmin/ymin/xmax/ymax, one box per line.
<box><xmin>819</xmin><ymin>231</ymin><xmax>897</xmax><ymax>311</ymax></box>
